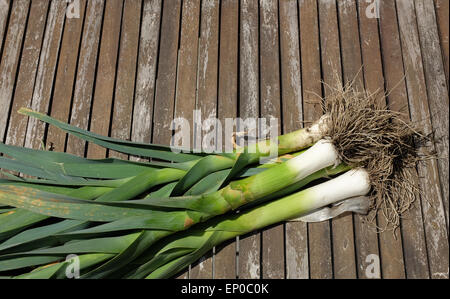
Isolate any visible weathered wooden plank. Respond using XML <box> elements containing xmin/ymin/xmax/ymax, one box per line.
<box><xmin>279</xmin><ymin>0</ymin><xmax>303</xmax><ymax>134</ymax></box>
<box><xmin>357</xmin><ymin>1</ymin><xmax>385</xmax><ymax>106</ymax></box>
<box><xmin>337</xmin><ymin>0</ymin><xmax>364</xmax><ymax>88</ymax></box>
<box><xmin>131</xmin><ymin>0</ymin><xmax>161</xmax><ymax>146</ymax></box>
<box><xmin>5</xmin><ymin>0</ymin><xmax>49</xmax><ymax>148</ymax></box>
<box><xmin>259</xmin><ymin>0</ymin><xmax>283</xmax><ymax>279</ymax></box>
<box><xmin>318</xmin><ymin>0</ymin><xmax>342</xmax><ymax>90</ymax></box>
<box><xmin>357</xmin><ymin>0</ymin><xmax>405</xmax><ymax>279</ymax></box>
<box><xmin>80</xmin><ymin>0</ymin><xmax>122</xmax><ymax>222</ymax></box>
<box><xmin>434</xmin><ymin>0</ymin><xmax>449</xmax><ymax>88</ymax></box>
<box><xmin>337</xmin><ymin>0</ymin><xmax>374</xmax><ymax>279</ymax></box>
<box><xmin>415</xmin><ymin>0</ymin><xmax>449</xmax><ymax>233</ymax></box>
<box><xmin>66</xmin><ymin>0</ymin><xmax>105</xmax><ymax>157</ymax></box>
<box><xmin>189</xmin><ymin>0</ymin><xmax>220</xmax><ymax>279</ymax></box>
<box><xmin>214</xmin><ymin>0</ymin><xmax>239</xmax><ymax>279</ymax></box>
<box><xmin>378</xmin><ymin>0</ymin><xmax>429</xmax><ymax>279</ymax></box>
<box><xmin>46</xmin><ymin>0</ymin><xmax>87</xmax><ymax>153</ymax></box>
<box><xmin>238</xmin><ymin>0</ymin><xmax>260</xmax><ymax>279</ymax></box>
<box><xmin>280</xmin><ymin>0</ymin><xmax>308</xmax><ymax>279</ymax></box>
<box><xmin>298</xmin><ymin>0</ymin><xmax>322</xmax><ymax>123</ymax></box>
<box><xmin>239</xmin><ymin>0</ymin><xmax>259</xmax><ymax>120</ymax></box>
<box><xmin>0</xmin><ymin>0</ymin><xmax>30</xmax><ymax>142</ymax></box>
<box><xmin>109</xmin><ymin>0</ymin><xmax>142</xmax><ymax>160</ymax></box>
<box><xmin>339</xmin><ymin>0</ymin><xmax>379</xmax><ymax>279</ymax></box>
<box><xmin>195</xmin><ymin>0</ymin><xmax>219</xmax><ymax>148</ymax></box>
<box><xmin>0</xmin><ymin>0</ymin><xmax>10</xmax><ymax>61</ymax></box>
<box><xmin>319</xmin><ymin>0</ymin><xmax>344</xmax><ymax>278</ymax></box>
<box><xmin>188</xmin><ymin>0</ymin><xmax>218</xmax><ymax>280</ymax></box>
<box><xmin>396</xmin><ymin>0</ymin><xmax>449</xmax><ymax>279</ymax></box>
<box><xmin>299</xmin><ymin>0</ymin><xmax>333</xmax><ymax>279</ymax></box>
<box><xmin>151</xmin><ymin>0</ymin><xmax>181</xmax><ymax>277</ymax></box>
<box><xmin>172</xmin><ymin>0</ymin><xmax>200</xmax><ymax>280</ymax></box>
<box><xmin>174</xmin><ymin>0</ymin><xmax>200</xmax><ymax>133</ymax></box>
<box><xmin>24</xmin><ymin>0</ymin><xmax>66</xmax><ymax>150</ymax></box>
<box><xmin>87</xmin><ymin>0</ymin><xmax>123</xmax><ymax>159</ymax></box>
<box><xmin>318</xmin><ymin>0</ymin><xmax>342</xmax><ymax>278</ymax></box>
<box><xmin>151</xmin><ymin>0</ymin><xmax>180</xmax><ymax>146</ymax></box>
<box><xmin>259</xmin><ymin>0</ymin><xmax>281</xmax><ymax>123</ymax></box>
<box><xmin>319</xmin><ymin>0</ymin><xmax>356</xmax><ymax>279</ymax></box>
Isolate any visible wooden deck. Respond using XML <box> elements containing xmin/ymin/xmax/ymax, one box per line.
<box><xmin>0</xmin><ymin>0</ymin><xmax>448</xmax><ymax>279</ymax></box>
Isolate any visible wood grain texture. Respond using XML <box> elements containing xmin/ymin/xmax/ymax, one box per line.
<box><xmin>238</xmin><ymin>0</ymin><xmax>260</xmax><ymax>279</ymax></box>
<box><xmin>317</xmin><ymin>0</ymin><xmax>343</xmax><ymax>278</ymax></box>
<box><xmin>396</xmin><ymin>0</ymin><xmax>449</xmax><ymax>279</ymax></box>
<box><xmin>299</xmin><ymin>0</ymin><xmax>333</xmax><ymax>279</ymax></box>
<box><xmin>87</xmin><ymin>0</ymin><xmax>123</xmax><ymax>159</ymax></box>
<box><xmin>336</xmin><ymin>0</ymin><xmax>381</xmax><ymax>279</ymax></box>
<box><xmin>0</xmin><ymin>0</ymin><xmax>30</xmax><ymax>142</ymax></box>
<box><xmin>151</xmin><ymin>0</ymin><xmax>180</xmax><ymax>146</ymax></box>
<box><xmin>358</xmin><ymin>0</ymin><xmax>405</xmax><ymax>279</ymax></box>
<box><xmin>346</xmin><ymin>0</ymin><xmax>381</xmax><ymax>279</ymax></box>
<box><xmin>46</xmin><ymin>0</ymin><xmax>87</xmax><ymax>153</ymax></box>
<box><xmin>378</xmin><ymin>0</ymin><xmax>429</xmax><ymax>279</ymax></box>
<box><xmin>196</xmin><ymin>0</ymin><xmax>219</xmax><ymax>146</ymax></box>
<box><xmin>280</xmin><ymin>0</ymin><xmax>308</xmax><ymax>279</ymax></box>
<box><xmin>66</xmin><ymin>0</ymin><xmax>105</xmax><ymax>157</ymax></box>
<box><xmin>318</xmin><ymin>0</ymin><xmax>342</xmax><ymax>90</ymax></box>
<box><xmin>214</xmin><ymin>0</ymin><xmax>239</xmax><ymax>279</ymax></box>
<box><xmin>0</xmin><ymin>0</ymin><xmax>10</xmax><ymax>57</ymax></box>
<box><xmin>434</xmin><ymin>0</ymin><xmax>449</xmax><ymax>88</ymax></box>
<box><xmin>279</xmin><ymin>0</ymin><xmax>302</xmax><ymax>133</ymax></box>
<box><xmin>415</xmin><ymin>0</ymin><xmax>449</xmax><ymax>233</ymax></box>
<box><xmin>131</xmin><ymin>0</ymin><xmax>161</xmax><ymax>146</ymax></box>
<box><xmin>24</xmin><ymin>0</ymin><xmax>66</xmax><ymax>150</ymax></box>
<box><xmin>84</xmin><ymin>0</ymin><xmax>122</xmax><ymax>189</ymax></box>
<box><xmin>319</xmin><ymin>0</ymin><xmax>356</xmax><ymax>279</ymax></box>
<box><xmin>239</xmin><ymin>0</ymin><xmax>259</xmax><ymax>119</ymax></box>
<box><xmin>171</xmin><ymin>0</ymin><xmax>200</xmax><ymax>279</ymax></box>
<box><xmin>189</xmin><ymin>0</ymin><xmax>219</xmax><ymax>279</ymax></box>
<box><xmin>5</xmin><ymin>0</ymin><xmax>49</xmax><ymax>148</ymax></box>
<box><xmin>259</xmin><ymin>0</ymin><xmax>284</xmax><ymax>279</ymax></box>
<box><xmin>150</xmin><ymin>0</ymin><xmax>182</xmax><ymax>276</ymax></box>
<box><xmin>337</xmin><ymin>0</ymin><xmax>364</xmax><ymax>89</ymax></box>
<box><xmin>174</xmin><ymin>0</ymin><xmax>200</xmax><ymax>129</ymax></box>
<box><xmin>109</xmin><ymin>0</ymin><xmax>142</xmax><ymax>160</ymax></box>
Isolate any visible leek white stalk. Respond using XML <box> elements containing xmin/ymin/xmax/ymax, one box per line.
<box><xmin>297</xmin><ymin>168</ymin><xmax>371</xmax><ymax>213</ymax></box>
<box><xmin>217</xmin><ymin>168</ymin><xmax>371</xmax><ymax>233</ymax></box>
<box><xmin>286</xmin><ymin>139</ymin><xmax>340</xmax><ymax>181</ymax></box>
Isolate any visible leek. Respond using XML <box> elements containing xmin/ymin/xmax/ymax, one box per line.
<box><xmin>0</xmin><ymin>84</ymin><xmax>428</xmax><ymax>279</ymax></box>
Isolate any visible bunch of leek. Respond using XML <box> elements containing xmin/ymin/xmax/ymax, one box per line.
<box><xmin>0</xmin><ymin>85</ymin><xmax>424</xmax><ymax>278</ymax></box>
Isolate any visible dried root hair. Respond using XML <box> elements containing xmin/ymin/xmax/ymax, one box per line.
<box><xmin>320</xmin><ymin>81</ymin><xmax>432</xmax><ymax>233</ymax></box>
